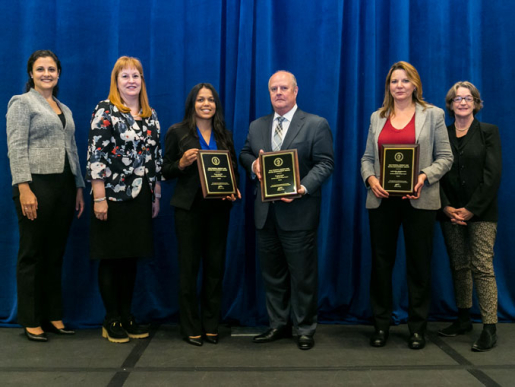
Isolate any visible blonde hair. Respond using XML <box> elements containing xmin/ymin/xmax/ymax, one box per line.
<box><xmin>108</xmin><ymin>56</ymin><xmax>152</xmax><ymax>118</ymax></box>
<box><xmin>445</xmin><ymin>81</ymin><xmax>483</xmax><ymax>118</ymax></box>
<box><xmin>379</xmin><ymin>61</ymin><xmax>428</xmax><ymax>118</ymax></box>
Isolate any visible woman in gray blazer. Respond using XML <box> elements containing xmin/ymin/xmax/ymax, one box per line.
<box><xmin>6</xmin><ymin>50</ymin><xmax>85</xmax><ymax>342</ymax></box>
<box><xmin>438</xmin><ymin>82</ymin><xmax>502</xmax><ymax>352</ymax></box>
<box><xmin>361</xmin><ymin>61</ymin><xmax>453</xmax><ymax>350</ymax></box>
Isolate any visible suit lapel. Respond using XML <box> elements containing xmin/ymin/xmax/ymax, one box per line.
<box><xmin>414</xmin><ymin>104</ymin><xmax>428</xmax><ymax>143</ymax></box>
<box><xmin>281</xmin><ymin>109</ymin><xmax>305</xmax><ymax>150</ymax></box>
<box><xmin>448</xmin><ymin>124</ymin><xmax>459</xmax><ymax>152</ymax></box>
<box><xmin>32</xmin><ymin>90</ymin><xmax>65</xmax><ymax>131</ymax></box>
<box><xmin>264</xmin><ymin>114</ymin><xmax>274</xmax><ymax>151</ymax></box>
<box><xmin>374</xmin><ymin>115</ymin><xmax>387</xmax><ymax>145</ymax></box>
<box><xmin>184</xmin><ymin>129</ymin><xmax>201</xmax><ymax>150</ymax></box>
<box><xmin>53</xmin><ymin>98</ymin><xmax>68</xmax><ymax>131</ymax></box>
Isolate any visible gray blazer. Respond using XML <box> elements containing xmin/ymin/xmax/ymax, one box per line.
<box><xmin>360</xmin><ymin>103</ymin><xmax>452</xmax><ymax>210</ymax></box>
<box><xmin>6</xmin><ymin>88</ymin><xmax>85</xmax><ymax>187</ymax></box>
<box><xmin>240</xmin><ymin>108</ymin><xmax>334</xmax><ymax>230</ymax></box>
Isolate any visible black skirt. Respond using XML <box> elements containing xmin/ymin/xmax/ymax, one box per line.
<box><xmin>90</xmin><ymin>177</ymin><xmax>153</xmax><ymax>260</ymax></box>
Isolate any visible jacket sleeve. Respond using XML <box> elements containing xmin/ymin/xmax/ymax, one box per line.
<box><xmin>62</xmin><ymin>106</ymin><xmax>86</xmax><ymax>188</ymax></box>
<box><xmin>299</xmin><ymin>117</ymin><xmax>334</xmax><ymax>193</ymax></box>
<box><xmin>420</xmin><ymin>108</ymin><xmax>453</xmax><ymax>185</ymax></box>
<box><xmin>6</xmin><ymin>96</ymin><xmax>32</xmax><ymax>185</ymax></box>
<box><xmin>440</xmin><ymin>183</ymin><xmax>451</xmax><ymax>208</ymax></box>
<box><xmin>70</xmin><ymin>130</ymin><xmax>86</xmax><ymax>188</ymax></box>
<box><xmin>227</xmin><ymin>130</ymin><xmax>240</xmax><ymax>188</ymax></box>
<box><xmin>85</xmin><ymin>101</ymin><xmax>114</xmax><ymax>181</ymax></box>
<box><xmin>465</xmin><ymin>125</ymin><xmax>502</xmax><ymax>217</ymax></box>
<box><xmin>360</xmin><ymin>112</ymin><xmax>378</xmax><ymax>187</ymax></box>
<box><xmin>239</xmin><ymin>121</ymin><xmax>258</xmax><ymax>177</ymax></box>
<box><xmin>162</xmin><ymin>126</ymin><xmax>186</xmax><ymax>180</ymax></box>
<box><xmin>151</xmin><ymin>109</ymin><xmax>163</xmax><ymax>181</ymax></box>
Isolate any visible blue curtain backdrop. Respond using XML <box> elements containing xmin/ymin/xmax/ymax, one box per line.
<box><xmin>1</xmin><ymin>0</ymin><xmax>513</xmax><ymax>328</ymax></box>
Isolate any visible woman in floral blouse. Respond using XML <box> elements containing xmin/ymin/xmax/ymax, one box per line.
<box><xmin>86</xmin><ymin>56</ymin><xmax>162</xmax><ymax>343</ymax></box>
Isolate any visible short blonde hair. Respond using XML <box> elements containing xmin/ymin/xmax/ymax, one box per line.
<box><xmin>445</xmin><ymin>81</ymin><xmax>483</xmax><ymax>118</ymax></box>
<box><xmin>108</xmin><ymin>56</ymin><xmax>152</xmax><ymax>118</ymax></box>
<box><xmin>379</xmin><ymin>61</ymin><xmax>428</xmax><ymax>118</ymax></box>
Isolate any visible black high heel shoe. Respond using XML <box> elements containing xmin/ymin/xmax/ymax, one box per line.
<box><xmin>185</xmin><ymin>336</ymin><xmax>203</xmax><ymax>346</ymax></box>
<box><xmin>42</xmin><ymin>321</ymin><xmax>75</xmax><ymax>335</ymax></box>
<box><xmin>204</xmin><ymin>334</ymin><xmax>219</xmax><ymax>344</ymax></box>
<box><xmin>25</xmin><ymin>329</ymin><xmax>48</xmax><ymax>342</ymax></box>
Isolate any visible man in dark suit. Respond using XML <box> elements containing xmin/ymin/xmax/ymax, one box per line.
<box><xmin>240</xmin><ymin>71</ymin><xmax>334</xmax><ymax>350</ymax></box>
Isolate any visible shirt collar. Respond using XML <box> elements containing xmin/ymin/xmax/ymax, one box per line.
<box><xmin>274</xmin><ymin>104</ymin><xmax>298</xmax><ymax>122</ymax></box>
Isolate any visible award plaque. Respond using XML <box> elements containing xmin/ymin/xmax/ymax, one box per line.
<box><xmin>197</xmin><ymin>150</ymin><xmax>237</xmax><ymax>199</ymax></box>
<box><xmin>259</xmin><ymin>149</ymin><xmax>301</xmax><ymax>202</ymax></box>
<box><xmin>380</xmin><ymin>144</ymin><xmax>420</xmax><ymax>196</ymax></box>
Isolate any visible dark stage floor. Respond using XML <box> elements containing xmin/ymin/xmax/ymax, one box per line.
<box><xmin>0</xmin><ymin>322</ymin><xmax>513</xmax><ymax>386</ymax></box>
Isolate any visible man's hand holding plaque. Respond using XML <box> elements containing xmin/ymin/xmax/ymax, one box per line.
<box><xmin>197</xmin><ymin>150</ymin><xmax>237</xmax><ymax>199</ymax></box>
<box><xmin>259</xmin><ymin>149</ymin><xmax>301</xmax><ymax>202</ymax></box>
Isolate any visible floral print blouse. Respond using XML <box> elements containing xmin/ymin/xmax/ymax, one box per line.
<box><xmin>86</xmin><ymin>100</ymin><xmax>162</xmax><ymax>201</ymax></box>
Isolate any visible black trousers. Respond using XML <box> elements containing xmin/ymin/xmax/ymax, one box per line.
<box><xmin>174</xmin><ymin>195</ymin><xmax>231</xmax><ymax>337</ymax></box>
<box><xmin>257</xmin><ymin>205</ymin><xmax>318</xmax><ymax>336</ymax></box>
<box><xmin>368</xmin><ymin>198</ymin><xmax>436</xmax><ymax>334</ymax></box>
<box><xmin>13</xmin><ymin>172</ymin><xmax>76</xmax><ymax>328</ymax></box>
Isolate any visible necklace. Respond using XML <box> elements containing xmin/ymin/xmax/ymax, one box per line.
<box><xmin>455</xmin><ymin>121</ymin><xmax>471</xmax><ymax>132</ymax></box>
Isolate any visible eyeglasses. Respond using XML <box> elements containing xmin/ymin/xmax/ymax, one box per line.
<box><xmin>453</xmin><ymin>96</ymin><xmax>474</xmax><ymax>103</ymax></box>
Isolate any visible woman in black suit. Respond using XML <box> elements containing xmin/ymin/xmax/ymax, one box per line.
<box><xmin>438</xmin><ymin>81</ymin><xmax>502</xmax><ymax>352</ymax></box>
<box><xmin>163</xmin><ymin>83</ymin><xmax>239</xmax><ymax>346</ymax></box>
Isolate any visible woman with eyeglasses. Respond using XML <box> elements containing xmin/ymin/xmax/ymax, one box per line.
<box><xmin>438</xmin><ymin>81</ymin><xmax>502</xmax><ymax>352</ymax></box>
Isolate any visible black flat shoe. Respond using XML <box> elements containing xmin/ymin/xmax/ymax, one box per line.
<box><xmin>102</xmin><ymin>318</ymin><xmax>130</xmax><ymax>344</ymax></box>
<box><xmin>25</xmin><ymin>329</ymin><xmax>48</xmax><ymax>342</ymax></box>
<box><xmin>370</xmin><ymin>330</ymin><xmax>389</xmax><ymax>347</ymax></box>
<box><xmin>253</xmin><ymin>327</ymin><xmax>292</xmax><ymax>343</ymax></box>
<box><xmin>204</xmin><ymin>334</ymin><xmax>218</xmax><ymax>344</ymax></box>
<box><xmin>185</xmin><ymin>336</ymin><xmax>203</xmax><ymax>346</ymax></box>
<box><xmin>438</xmin><ymin>320</ymin><xmax>473</xmax><ymax>337</ymax></box>
<box><xmin>121</xmin><ymin>315</ymin><xmax>149</xmax><ymax>339</ymax></box>
<box><xmin>42</xmin><ymin>321</ymin><xmax>75</xmax><ymax>335</ymax></box>
<box><xmin>297</xmin><ymin>335</ymin><xmax>314</xmax><ymax>350</ymax></box>
<box><xmin>472</xmin><ymin>329</ymin><xmax>497</xmax><ymax>352</ymax></box>
<box><xmin>408</xmin><ymin>333</ymin><xmax>426</xmax><ymax>350</ymax></box>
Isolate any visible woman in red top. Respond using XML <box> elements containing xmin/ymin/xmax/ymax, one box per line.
<box><xmin>361</xmin><ymin>61</ymin><xmax>453</xmax><ymax>350</ymax></box>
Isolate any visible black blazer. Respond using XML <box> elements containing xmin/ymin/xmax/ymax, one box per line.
<box><xmin>439</xmin><ymin>119</ymin><xmax>502</xmax><ymax>222</ymax></box>
<box><xmin>162</xmin><ymin>124</ymin><xmax>239</xmax><ymax>210</ymax></box>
